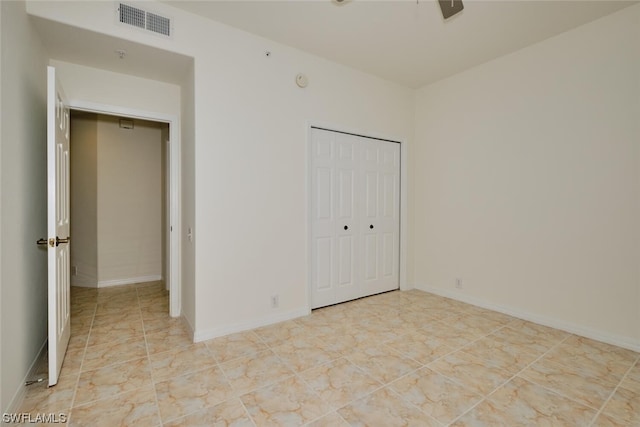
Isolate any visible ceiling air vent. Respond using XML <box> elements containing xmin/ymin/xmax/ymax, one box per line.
<box><xmin>118</xmin><ymin>3</ymin><xmax>171</xmax><ymax>37</ymax></box>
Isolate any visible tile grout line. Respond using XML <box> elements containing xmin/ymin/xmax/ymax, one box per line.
<box><xmin>206</xmin><ymin>338</ymin><xmax>258</xmax><ymax>427</ymax></box>
<box><xmin>256</xmin><ymin>320</ymin><xmax>403</xmax><ymax>424</ymax></box>
<box><xmin>390</xmin><ymin>322</ymin><xmax>519</xmax><ymax>425</ymax></box>
<box><xmin>445</xmin><ymin>333</ymin><xmax>572</xmax><ymax>426</ymax></box>
<box><xmin>46</xmin><ymin>285</ymin><xmax>164</xmax><ymax>426</ymax></box>
<box><xmin>68</xmin><ymin>296</ymin><xmax>178</xmax><ymax>417</ymax></box>
<box><xmin>218</xmin><ymin>329</ymin><xmax>326</xmax><ymax>426</ymax></box>
<box><xmin>137</xmin><ymin>285</ymin><xmax>165</xmax><ymax>427</ymax></box>
<box><xmin>158</xmin><ymin>327</ymin><xmax>256</xmax><ymax>425</ymax></box>
<box><xmin>65</xmin><ymin>299</ymin><xmax>97</xmax><ymax>423</ymax></box>
<box><xmin>587</xmin><ymin>353</ymin><xmax>640</xmax><ymax>427</ymax></box>
<box><xmin>513</xmin><ymin>344</ymin><xmax>633</xmax><ymax>415</ymax></box>
<box><xmin>262</xmin><ymin>304</ymin><xmax>514</xmax><ymax>426</ymax></box>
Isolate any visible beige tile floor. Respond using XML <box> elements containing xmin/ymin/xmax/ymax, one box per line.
<box><xmin>19</xmin><ymin>282</ymin><xmax>640</xmax><ymax>426</ymax></box>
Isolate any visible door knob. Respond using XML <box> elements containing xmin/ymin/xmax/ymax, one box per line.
<box><xmin>344</xmin><ymin>225</ymin><xmax>348</xmax><ymax>230</ymax></box>
<box><xmin>56</xmin><ymin>236</ymin><xmax>70</xmax><ymax>246</ymax></box>
<box><xmin>36</xmin><ymin>238</ymin><xmax>49</xmax><ymax>246</ymax></box>
<box><xmin>370</xmin><ymin>225</ymin><xmax>374</xmax><ymax>229</ymax></box>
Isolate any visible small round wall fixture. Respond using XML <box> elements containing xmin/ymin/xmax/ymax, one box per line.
<box><xmin>296</xmin><ymin>73</ymin><xmax>309</xmax><ymax>88</ymax></box>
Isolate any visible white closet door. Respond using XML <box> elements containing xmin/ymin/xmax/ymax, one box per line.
<box><xmin>360</xmin><ymin>138</ymin><xmax>400</xmax><ymax>295</ymax></box>
<box><xmin>310</xmin><ymin>128</ymin><xmax>400</xmax><ymax>309</ymax></box>
<box><xmin>310</xmin><ymin>129</ymin><xmax>360</xmax><ymax>308</ymax></box>
<box><xmin>333</xmin><ymin>133</ymin><xmax>361</xmax><ymax>304</ymax></box>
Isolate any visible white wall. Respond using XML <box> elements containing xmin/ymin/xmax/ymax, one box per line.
<box><xmin>180</xmin><ymin>62</ymin><xmax>196</xmax><ymax>331</ymax></box>
<box><xmin>413</xmin><ymin>5</ymin><xmax>640</xmax><ymax>350</ymax></box>
<box><xmin>70</xmin><ymin>112</ymin><xmax>98</xmax><ymax>287</ymax></box>
<box><xmin>50</xmin><ymin>61</ymin><xmax>181</xmax><ymax>118</ymax></box>
<box><xmin>27</xmin><ymin>1</ymin><xmax>415</xmax><ymax>339</ymax></box>
<box><xmin>97</xmin><ymin>115</ymin><xmax>163</xmax><ymax>285</ymax></box>
<box><xmin>0</xmin><ymin>0</ymin><xmax>49</xmax><ymax>413</ymax></box>
<box><xmin>189</xmin><ymin>19</ymin><xmax>414</xmax><ymax>340</ymax></box>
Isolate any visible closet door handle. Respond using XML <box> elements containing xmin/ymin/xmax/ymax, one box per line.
<box><xmin>56</xmin><ymin>236</ymin><xmax>70</xmax><ymax>246</ymax></box>
<box><xmin>344</xmin><ymin>225</ymin><xmax>349</xmax><ymax>230</ymax></box>
<box><xmin>369</xmin><ymin>225</ymin><xmax>374</xmax><ymax>229</ymax></box>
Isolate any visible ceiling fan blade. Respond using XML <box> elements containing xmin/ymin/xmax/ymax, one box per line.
<box><xmin>439</xmin><ymin>0</ymin><xmax>464</xmax><ymax>20</ymax></box>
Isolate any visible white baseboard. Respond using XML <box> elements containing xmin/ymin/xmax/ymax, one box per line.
<box><xmin>193</xmin><ymin>307</ymin><xmax>310</xmax><ymax>343</ymax></box>
<box><xmin>416</xmin><ymin>284</ymin><xmax>640</xmax><ymax>353</ymax></box>
<box><xmin>97</xmin><ymin>275</ymin><xmax>162</xmax><ymax>288</ymax></box>
<box><xmin>70</xmin><ymin>282</ymin><xmax>97</xmax><ymax>288</ymax></box>
<box><xmin>4</xmin><ymin>339</ymin><xmax>48</xmax><ymax>414</ymax></box>
<box><xmin>182</xmin><ymin>314</ymin><xmax>195</xmax><ymax>342</ymax></box>
<box><xmin>71</xmin><ymin>270</ymin><xmax>98</xmax><ymax>288</ymax></box>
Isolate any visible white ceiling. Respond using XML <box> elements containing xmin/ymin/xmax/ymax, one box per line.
<box><xmin>165</xmin><ymin>0</ymin><xmax>637</xmax><ymax>88</ymax></box>
<box><xmin>31</xmin><ymin>1</ymin><xmax>637</xmax><ymax>88</ymax></box>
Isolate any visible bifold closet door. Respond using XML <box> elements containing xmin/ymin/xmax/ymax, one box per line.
<box><xmin>360</xmin><ymin>139</ymin><xmax>401</xmax><ymax>296</ymax></box>
<box><xmin>310</xmin><ymin>128</ymin><xmax>400</xmax><ymax>309</ymax></box>
<box><xmin>311</xmin><ymin>130</ymin><xmax>361</xmax><ymax>309</ymax></box>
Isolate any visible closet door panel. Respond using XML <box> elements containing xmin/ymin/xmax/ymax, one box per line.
<box><xmin>363</xmin><ymin>234</ymin><xmax>378</xmax><ymax>281</ymax></box>
<box><xmin>361</xmin><ymin>138</ymin><xmax>380</xmax><ymax>293</ymax></box>
<box><xmin>315</xmin><ymin>237</ymin><xmax>333</xmax><ymax>290</ymax></box>
<box><xmin>311</xmin><ymin>129</ymin><xmax>337</xmax><ymax>308</ymax></box>
<box><xmin>334</xmin><ymin>133</ymin><xmax>360</xmax><ymax>303</ymax></box>
<box><xmin>375</xmin><ymin>141</ymin><xmax>400</xmax><ymax>293</ymax></box>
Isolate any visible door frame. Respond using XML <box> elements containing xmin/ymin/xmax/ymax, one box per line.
<box><xmin>306</xmin><ymin>121</ymin><xmax>408</xmax><ymax>311</ymax></box>
<box><xmin>69</xmin><ymin>100</ymin><xmax>181</xmax><ymax>317</ymax></box>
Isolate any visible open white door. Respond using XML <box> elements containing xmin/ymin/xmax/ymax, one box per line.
<box><xmin>47</xmin><ymin>66</ymin><xmax>71</xmax><ymax>386</ymax></box>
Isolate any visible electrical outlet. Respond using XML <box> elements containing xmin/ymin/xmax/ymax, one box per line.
<box><xmin>455</xmin><ymin>278</ymin><xmax>463</xmax><ymax>289</ymax></box>
<box><xmin>271</xmin><ymin>295</ymin><xmax>279</xmax><ymax>308</ymax></box>
<box><xmin>72</xmin><ymin>266</ymin><xmax>78</xmax><ymax>276</ymax></box>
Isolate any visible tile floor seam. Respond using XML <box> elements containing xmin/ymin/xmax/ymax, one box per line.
<box><xmin>70</xmin><ymin>383</ymin><xmax>151</xmax><ymax>410</ymax></box>
<box><xmin>519</xmin><ymin>352</ymin><xmax>619</xmax><ymax>394</ymax></box>
<box><xmin>211</xmin><ymin>344</ymin><xmax>263</xmax><ymax>422</ymax></box>
<box><xmin>213</xmin><ymin>350</ymin><xmax>234</xmax><ymax>386</ymax></box>
<box><xmin>420</xmin><ymin>336</ymin><xmax>501</xmax><ymax>393</ymax></box>
<box><xmin>586</xmin><ymin>353</ymin><xmax>640</xmax><ymax>427</ymax></box>
<box><xmin>543</xmin><ymin>345</ymin><xmax>637</xmax><ymax>378</ymax></box>
<box><xmin>385</xmin><ymin>383</ymin><xmax>447</xmax><ymax>427</ymax></box>
<box><xmin>239</xmin><ymin>397</ymin><xmax>260</xmax><ymax>427</ymax></box>
<box><xmin>438</xmin><ymin>368</ymin><xmax>516</xmax><ymax>425</ymax></box>
<box><xmin>66</xmin><ymin>302</ymin><xmax>96</xmax><ymax>422</ymax></box>
<box><xmin>517</xmin><ymin>356</ymin><xmax>617</xmax><ymax>413</ymax></box>
<box><xmin>445</xmin><ymin>332</ymin><xmax>573</xmax><ymax>425</ymax></box>
<box><xmin>379</xmin><ymin>341</ymin><xmax>426</xmax><ymax>366</ymax></box>
<box><xmin>292</xmin><ymin>366</ymin><xmax>347</xmax><ymax>418</ymax></box>
<box><xmin>303</xmin><ymin>357</ymin><xmax>391</xmax><ymax>413</ymax></box>
<box><xmin>153</xmin><ymin>342</ymin><xmax>247</xmax><ymax>424</ymax></box>
<box><xmin>384</xmin><ymin>366</ymin><xmax>469</xmax><ymax>426</ymax></box>
<box><xmin>139</xmin><ymin>293</ymin><xmax>164</xmax><ymax>427</ymax></box>
<box><xmin>301</xmin><ymin>410</ymin><xmax>350</xmax><ymax>427</ymax></box>
<box><xmin>432</xmin><ymin>321</ymin><xmax>499</xmax><ymax>348</ymax></box>
<box><xmin>341</xmin><ymin>349</ymin><xmax>412</xmax><ymax>385</ymax></box>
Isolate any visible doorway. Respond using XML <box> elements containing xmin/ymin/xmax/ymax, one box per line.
<box><xmin>69</xmin><ymin>112</ymin><xmax>169</xmax><ymax>295</ymax></box>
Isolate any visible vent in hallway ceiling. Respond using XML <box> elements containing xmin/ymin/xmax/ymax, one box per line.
<box><xmin>118</xmin><ymin>3</ymin><xmax>171</xmax><ymax>37</ymax></box>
